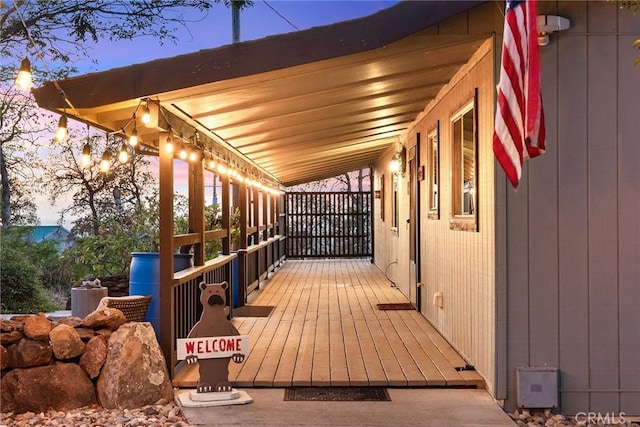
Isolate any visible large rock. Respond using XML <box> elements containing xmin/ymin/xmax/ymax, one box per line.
<box><xmin>56</xmin><ymin>317</ymin><xmax>83</xmax><ymax>328</ymax></box>
<box><xmin>7</xmin><ymin>338</ymin><xmax>52</xmax><ymax>368</ymax></box>
<box><xmin>0</xmin><ymin>345</ymin><xmax>7</xmax><ymax>370</ymax></box>
<box><xmin>80</xmin><ymin>335</ymin><xmax>107</xmax><ymax>379</ymax></box>
<box><xmin>50</xmin><ymin>324</ymin><xmax>85</xmax><ymax>360</ymax></box>
<box><xmin>23</xmin><ymin>313</ymin><xmax>52</xmax><ymax>341</ymax></box>
<box><xmin>82</xmin><ymin>308</ymin><xmax>126</xmax><ymax>330</ymax></box>
<box><xmin>0</xmin><ymin>362</ymin><xmax>96</xmax><ymax>413</ymax></box>
<box><xmin>96</xmin><ymin>323</ymin><xmax>173</xmax><ymax>409</ymax></box>
<box><xmin>0</xmin><ymin>330</ymin><xmax>24</xmax><ymax>345</ymax></box>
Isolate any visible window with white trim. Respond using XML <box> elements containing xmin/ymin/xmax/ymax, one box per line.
<box><xmin>450</xmin><ymin>99</ymin><xmax>477</xmax><ymax>231</ymax></box>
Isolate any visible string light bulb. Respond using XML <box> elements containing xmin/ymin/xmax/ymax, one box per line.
<box><xmin>129</xmin><ymin>124</ymin><xmax>138</xmax><ymax>147</ymax></box>
<box><xmin>165</xmin><ymin>132</ymin><xmax>174</xmax><ymax>153</ymax></box>
<box><xmin>188</xmin><ymin>150</ymin><xmax>199</xmax><ymax>162</ymax></box>
<box><xmin>81</xmin><ymin>143</ymin><xmax>92</xmax><ymax>168</ymax></box>
<box><xmin>100</xmin><ymin>151</ymin><xmax>111</xmax><ymax>173</ymax></box>
<box><xmin>179</xmin><ymin>144</ymin><xmax>188</xmax><ymax>160</ymax></box>
<box><xmin>141</xmin><ymin>101</ymin><xmax>151</xmax><ymax>124</ymax></box>
<box><xmin>118</xmin><ymin>142</ymin><xmax>129</xmax><ymax>163</ymax></box>
<box><xmin>208</xmin><ymin>158</ymin><xmax>217</xmax><ymax>169</ymax></box>
<box><xmin>15</xmin><ymin>58</ymin><xmax>33</xmax><ymax>91</ymax></box>
<box><xmin>54</xmin><ymin>114</ymin><xmax>68</xmax><ymax>142</ymax></box>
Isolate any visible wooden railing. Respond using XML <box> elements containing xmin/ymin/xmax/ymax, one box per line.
<box><xmin>168</xmin><ymin>236</ymin><xmax>286</xmax><ymax>377</ymax></box>
<box><xmin>286</xmin><ymin>191</ymin><xmax>372</xmax><ymax>258</ymax></box>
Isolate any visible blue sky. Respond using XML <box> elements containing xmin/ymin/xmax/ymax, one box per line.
<box><xmin>39</xmin><ymin>1</ymin><xmax>398</xmax><ymax>227</ymax></box>
<box><xmin>77</xmin><ymin>1</ymin><xmax>399</xmax><ymax>73</ymax></box>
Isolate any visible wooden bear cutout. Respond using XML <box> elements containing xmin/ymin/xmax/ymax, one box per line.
<box><xmin>185</xmin><ymin>281</ymin><xmax>245</xmax><ymax>393</ymax></box>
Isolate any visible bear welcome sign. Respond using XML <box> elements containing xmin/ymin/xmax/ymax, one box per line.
<box><xmin>177</xmin><ymin>335</ymin><xmax>249</xmax><ymax>360</ymax></box>
<box><xmin>175</xmin><ymin>281</ymin><xmax>253</xmax><ymax>407</ymax></box>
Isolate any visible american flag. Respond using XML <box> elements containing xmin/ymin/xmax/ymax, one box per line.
<box><xmin>493</xmin><ymin>0</ymin><xmax>546</xmax><ymax>188</ymax></box>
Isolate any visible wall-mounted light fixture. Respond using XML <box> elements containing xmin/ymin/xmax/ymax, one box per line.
<box><xmin>537</xmin><ymin>15</ymin><xmax>570</xmax><ymax>46</ymax></box>
<box><xmin>390</xmin><ymin>145</ymin><xmax>406</xmax><ymax>176</ymax></box>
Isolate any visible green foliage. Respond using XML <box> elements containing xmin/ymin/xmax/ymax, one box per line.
<box><xmin>0</xmin><ymin>230</ymin><xmax>58</xmax><ymax>313</ymax></box>
<box><xmin>63</xmin><ymin>196</ymin><xmax>162</xmax><ymax>279</ymax></box>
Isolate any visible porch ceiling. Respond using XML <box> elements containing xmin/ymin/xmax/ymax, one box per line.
<box><xmin>33</xmin><ymin>1</ymin><xmax>488</xmax><ymax>187</ymax></box>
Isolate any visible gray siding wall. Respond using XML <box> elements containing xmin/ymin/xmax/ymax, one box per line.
<box><xmin>502</xmin><ymin>0</ymin><xmax>640</xmax><ymax>414</ymax></box>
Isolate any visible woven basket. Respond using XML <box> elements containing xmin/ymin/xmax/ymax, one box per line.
<box><xmin>97</xmin><ymin>295</ymin><xmax>152</xmax><ymax>322</ymax></box>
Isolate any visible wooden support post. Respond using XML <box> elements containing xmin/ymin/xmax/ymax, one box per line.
<box><xmin>237</xmin><ymin>180</ymin><xmax>248</xmax><ymax>308</ymax></box>
<box><xmin>221</xmin><ymin>173</ymin><xmax>230</xmax><ymax>255</ymax></box>
<box><xmin>158</xmin><ymin>132</ymin><xmax>175</xmax><ymax>374</ymax></box>
<box><xmin>190</xmin><ymin>154</ymin><xmax>205</xmax><ymax>267</ymax></box>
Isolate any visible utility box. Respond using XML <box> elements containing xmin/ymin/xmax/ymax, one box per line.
<box><xmin>516</xmin><ymin>367</ymin><xmax>558</xmax><ymax>409</ymax></box>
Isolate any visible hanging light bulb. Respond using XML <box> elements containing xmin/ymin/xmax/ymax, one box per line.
<box><xmin>54</xmin><ymin>114</ymin><xmax>68</xmax><ymax>142</ymax></box>
<box><xmin>129</xmin><ymin>125</ymin><xmax>138</xmax><ymax>147</ymax></box>
<box><xmin>188</xmin><ymin>150</ymin><xmax>199</xmax><ymax>162</ymax></box>
<box><xmin>81</xmin><ymin>143</ymin><xmax>92</xmax><ymax>168</ymax></box>
<box><xmin>141</xmin><ymin>101</ymin><xmax>151</xmax><ymax>124</ymax></box>
<box><xmin>179</xmin><ymin>144</ymin><xmax>188</xmax><ymax>160</ymax></box>
<box><xmin>208</xmin><ymin>158</ymin><xmax>217</xmax><ymax>169</ymax></box>
<box><xmin>165</xmin><ymin>133</ymin><xmax>174</xmax><ymax>153</ymax></box>
<box><xmin>217</xmin><ymin>163</ymin><xmax>227</xmax><ymax>175</ymax></box>
<box><xmin>15</xmin><ymin>58</ymin><xmax>33</xmax><ymax>91</ymax></box>
<box><xmin>100</xmin><ymin>151</ymin><xmax>111</xmax><ymax>173</ymax></box>
<box><xmin>118</xmin><ymin>142</ymin><xmax>129</xmax><ymax>163</ymax></box>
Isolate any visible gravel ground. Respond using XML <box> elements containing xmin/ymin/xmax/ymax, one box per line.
<box><xmin>0</xmin><ymin>399</ymin><xmax>193</xmax><ymax>427</ymax></box>
<box><xmin>1</xmin><ymin>399</ymin><xmax>637</xmax><ymax>426</ymax></box>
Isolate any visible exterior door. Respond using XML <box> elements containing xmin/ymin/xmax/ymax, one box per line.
<box><xmin>408</xmin><ymin>139</ymin><xmax>421</xmax><ymax>310</ymax></box>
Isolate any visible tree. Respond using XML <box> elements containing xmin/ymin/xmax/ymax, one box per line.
<box><xmin>0</xmin><ymin>0</ymin><xmax>252</xmax><ymax>228</ymax></box>
<box><xmin>0</xmin><ymin>86</ymin><xmax>43</xmax><ymax>226</ymax></box>
<box><xmin>41</xmin><ymin>131</ymin><xmax>156</xmax><ymax>236</ymax></box>
<box><xmin>617</xmin><ymin>1</ymin><xmax>640</xmax><ymax>65</ymax></box>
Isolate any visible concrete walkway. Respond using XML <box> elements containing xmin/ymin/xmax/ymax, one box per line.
<box><xmin>177</xmin><ymin>388</ymin><xmax>517</xmax><ymax>427</ymax></box>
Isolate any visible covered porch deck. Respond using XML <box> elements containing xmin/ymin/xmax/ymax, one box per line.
<box><xmin>174</xmin><ymin>259</ymin><xmax>483</xmax><ymax>388</ymax></box>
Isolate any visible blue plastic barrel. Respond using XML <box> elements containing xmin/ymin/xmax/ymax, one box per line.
<box><xmin>129</xmin><ymin>252</ymin><xmax>193</xmax><ymax>335</ymax></box>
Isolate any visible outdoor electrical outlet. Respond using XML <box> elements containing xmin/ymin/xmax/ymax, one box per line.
<box><xmin>433</xmin><ymin>291</ymin><xmax>443</xmax><ymax>308</ymax></box>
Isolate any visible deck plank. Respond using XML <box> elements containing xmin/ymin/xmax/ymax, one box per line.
<box><xmin>173</xmin><ymin>259</ymin><xmax>484</xmax><ymax>390</ymax></box>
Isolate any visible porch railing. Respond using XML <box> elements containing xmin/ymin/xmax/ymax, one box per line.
<box><xmin>168</xmin><ymin>236</ymin><xmax>285</xmax><ymax>377</ymax></box>
<box><xmin>286</xmin><ymin>191</ymin><xmax>372</xmax><ymax>258</ymax></box>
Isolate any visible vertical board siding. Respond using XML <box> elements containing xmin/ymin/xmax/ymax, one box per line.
<box><xmin>376</xmin><ymin>38</ymin><xmax>497</xmax><ymax>395</ymax></box>
<box><xmin>503</xmin><ymin>1</ymin><xmax>640</xmax><ymax>414</ymax></box>
<box><xmin>618</xmin><ymin>33</ymin><xmax>640</xmax><ymax>414</ymax></box>
<box><xmin>556</xmin><ymin>31</ymin><xmax>590</xmax><ymax>414</ymax></box>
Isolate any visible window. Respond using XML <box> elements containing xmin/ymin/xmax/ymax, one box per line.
<box><xmin>380</xmin><ymin>174</ymin><xmax>385</xmax><ymax>221</ymax></box>
<box><xmin>427</xmin><ymin>125</ymin><xmax>439</xmax><ymax>219</ymax></box>
<box><xmin>450</xmin><ymin>98</ymin><xmax>477</xmax><ymax>231</ymax></box>
<box><xmin>392</xmin><ymin>173</ymin><xmax>399</xmax><ymax>229</ymax></box>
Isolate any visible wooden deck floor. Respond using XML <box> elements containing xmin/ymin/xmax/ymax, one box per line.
<box><xmin>173</xmin><ymin>259</ymin><xmax>483</xmax><ymax>388</ymax></box>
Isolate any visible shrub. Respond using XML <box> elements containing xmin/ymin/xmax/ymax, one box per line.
<box><xmin>0</xmin><ymin>245</ymin><xmax>56</xmax><ymax>314</ymax></box>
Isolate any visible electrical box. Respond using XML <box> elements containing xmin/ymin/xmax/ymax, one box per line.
<box><xmin>516</xmin><ymin>367</ymin><xmax>558</xmax><ymax>409</ymax></box>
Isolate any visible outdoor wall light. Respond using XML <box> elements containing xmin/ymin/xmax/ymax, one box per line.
<box><xmin>54</xmin><ymin>114</ymin><xmax>68</xmax><ymax>142</ymax></box>
<box><xmin>15</xmin><ymin>58</ymin><xmax>33</xmax><ymax>91</ymax></box>
<box><xmin>390</xmin><ymin>146</ymin><xmax>406</xmax><ymax>175</ymax></box>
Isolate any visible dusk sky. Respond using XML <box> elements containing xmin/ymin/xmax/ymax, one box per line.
<box><xmin>38</xmin><ymin>1</ymin><xmax>399</xmax><ymax>227</ymax></box>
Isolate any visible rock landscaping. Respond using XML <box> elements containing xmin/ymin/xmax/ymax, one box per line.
<box><xmin>0</xmin><ymin>309</ymin><xmax>174</xmax><ymax>415</ymax></box>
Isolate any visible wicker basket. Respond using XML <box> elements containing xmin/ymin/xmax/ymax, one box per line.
<box><xmin>96</xmin><ymin>295</ymin><xmax>152</xmax><ymax>322</ymax></box>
